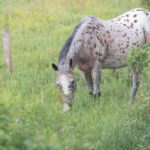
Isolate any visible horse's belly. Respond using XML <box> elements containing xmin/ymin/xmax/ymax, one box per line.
<box><xmin>102</xmin><ymin>51</ymin><xmax>127</xmax><ymax>69</ymax></box>
<box><xmin>102</xmin><ymin>58</ymin><xmax>127</xmax><ymax>69</ymax></box>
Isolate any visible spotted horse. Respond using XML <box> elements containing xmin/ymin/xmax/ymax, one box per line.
<box><xmin>52</xmin><ymin>8</ymin><xmax>150</xmax><ymax>112</ymax></box>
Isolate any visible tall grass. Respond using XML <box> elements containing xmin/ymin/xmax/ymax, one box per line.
<box><xmin>0</xmin><ymin>0</ymin><xmax>150</xmax><ymax>149</ymax></box>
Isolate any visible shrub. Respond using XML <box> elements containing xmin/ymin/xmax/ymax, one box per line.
<box><xmin>127</xmin><ymin>43</ymin><xmax>150</xmax><ymax>75</ymax></box>
<box><xmin>0</xmin><ymin>103</ymin><xmax>11</xmax><ymax>149</ymax></box>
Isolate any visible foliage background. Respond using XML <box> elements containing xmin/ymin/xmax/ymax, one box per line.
<box><xmin>0</xmin><ymin>0</ymin><xmax>150</xmax><ymax>149</ymax></box>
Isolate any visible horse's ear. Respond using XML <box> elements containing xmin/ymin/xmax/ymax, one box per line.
<box><xmin>69</xmin><ymin>59</ymin><xmax>73</xmax><ymax>68</ymax></box>
<box><xmin>52</xmin><ymin>63</ymin><xmax>58</xmax><ymax>71</ymax></box>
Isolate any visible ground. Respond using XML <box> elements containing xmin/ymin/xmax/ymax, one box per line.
<box><xmin>0</xmin><ymin>0</ymin><xmax>150</xmax><ymax>149</ymax></box>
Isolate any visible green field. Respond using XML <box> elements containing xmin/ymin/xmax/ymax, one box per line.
<box><xmin>0</xmin><ymin>0</ymin><xmax>150</xmax><ymax>149</ymax></box>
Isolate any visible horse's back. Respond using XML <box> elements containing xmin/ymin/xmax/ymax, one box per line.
<box><xmin>113</xmin><ymin>8</ymin><xmax>150</xmax><ymax>42</ymax></box>
<box><xmin>102</xmin><ymin>8</ymin><xmax>150</xmax><ymax>68</ymax></box>
<box><xmin>68</xmin><ymin>8</ymin><xmax>150</xmax><ymax>71</ymax></box>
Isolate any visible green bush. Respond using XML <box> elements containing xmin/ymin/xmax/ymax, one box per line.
<box><xmin>0</xmin><ymin>103</ymin><xmax>11</xmax><ymax>149</ymax></box>
<box><xmin>125</xmin><ymin>98</ymin><xmax>150</xmax><ymax>150</ymax></box>
<box><xmin>127</xmin><ymin>43</ymin><xmax>150</xmax><ymax>74</ymax></box>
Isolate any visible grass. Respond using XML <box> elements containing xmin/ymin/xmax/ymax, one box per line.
<box><xmin>0</xmin><ymin>0</ymin><xmax>150</xmax><ymax>149</ymax></box>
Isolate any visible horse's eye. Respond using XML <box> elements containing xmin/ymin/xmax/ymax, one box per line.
<box><xmin>71</xmin><ymin>80</ymin><xmax>74</xmax><ymax>85</ymax></box>
<box><xmin>57</xmin><ymin>84</ymin><xmax>62</xmax><ymax>90</ymax></box>
<box><xmin>56</xmin><ymin>82</ymin><xmax>61</xmax><ymax>88</ymax></box>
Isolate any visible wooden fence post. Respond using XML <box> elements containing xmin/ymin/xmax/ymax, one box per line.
<box><xmin>2</xmin><ymin>28</ymin><xmax>13</xmax><ymax>74</ymax></box>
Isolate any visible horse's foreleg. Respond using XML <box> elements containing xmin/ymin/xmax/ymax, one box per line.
<box><xmin>131</xmin><ymin>70</ymin><xmax>140</xmax><ymax>101</ymax></box>
<box><xmin>84</xmin><ymin>71</ymin><xmax>93</xmax><ymax>95</ymax></box>
<box><xmin>92</xmin><ymin>62</ymin><xmax>101</xmax><ymax>97</ymax></box>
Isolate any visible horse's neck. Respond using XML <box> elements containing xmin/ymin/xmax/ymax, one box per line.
<box><xmin>67</xmin><ymin>37</ymin><xmax>83</xmax><ymax>68</ymax></box>
<box><xmin>67</xmin><ymin>48</ymin><xmax>79</xmax><ymax>69</ymax></box>
<box><xmin>59</xmin><ymin>50</ymin><xmax>78</xmax><ymax>72</ymax></box>
<box><xmin>59</xmin><ymin>28</ymin><xmax>82</xmax><ymax>70</ymax></box>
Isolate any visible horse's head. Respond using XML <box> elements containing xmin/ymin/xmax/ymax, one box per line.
<box><xmin>52</xmin><ymin>59</ymin><xmax>76</xmax><ymax>112</ymax></box>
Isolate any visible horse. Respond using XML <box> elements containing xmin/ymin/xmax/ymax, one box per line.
<box><xmin>52</xmin><ymin>8</ymin><xmax>150</xmax><ymax>112</ymax></box>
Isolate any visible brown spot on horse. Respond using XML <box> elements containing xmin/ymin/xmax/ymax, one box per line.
<box><xmin>134</xmin><ymin>20</ymin><xmax>137</xmax><ymax>23</ymax></box>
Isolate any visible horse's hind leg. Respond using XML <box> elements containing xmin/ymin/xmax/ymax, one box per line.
<box><xmin>92</xmin><ymin>62</ymin><xmax>101</xmax><ymax>97</ymax></box>
<box><xmin>84</xmin><ymin>71</ymin><xmax>93</xmax><ymax>95</ymax></box>
<box><xmin>131</xmin><ymin>70</ymin><xmax>140</xmax><ymax>101</ymax></box>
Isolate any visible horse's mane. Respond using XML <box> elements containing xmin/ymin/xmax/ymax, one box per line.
<box><xmin>58</xmin><ymin>20</ymin><xmax>83</xmax><ymax>65</ymax></box>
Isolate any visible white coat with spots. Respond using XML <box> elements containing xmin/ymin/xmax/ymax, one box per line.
<box><xmin>52</xmin><ymin>8</ymin><xmax>150</xmax><ymax>111</ymax></box>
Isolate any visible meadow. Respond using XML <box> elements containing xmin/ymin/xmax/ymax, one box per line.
<box><xmin>0</xmin><ymin>0</ymin><xmax>150</xmax><ymax>149</ymax></box>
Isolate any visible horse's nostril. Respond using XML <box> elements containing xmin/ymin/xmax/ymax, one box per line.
<box><xmin>71</xmin><ymin>80</ymin><xmax>74</xmax><ymax>84</ymax></box>
<box><xmin>64</xmin><ymin>94</ymin><xmax>70</xmax><ymax>98</ymax></box>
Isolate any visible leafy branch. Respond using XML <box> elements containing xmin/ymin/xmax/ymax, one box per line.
<box><xmin>126</xmin><ymin>43</ymin><xmax>150</xmax><ymax>74</ymax></box>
